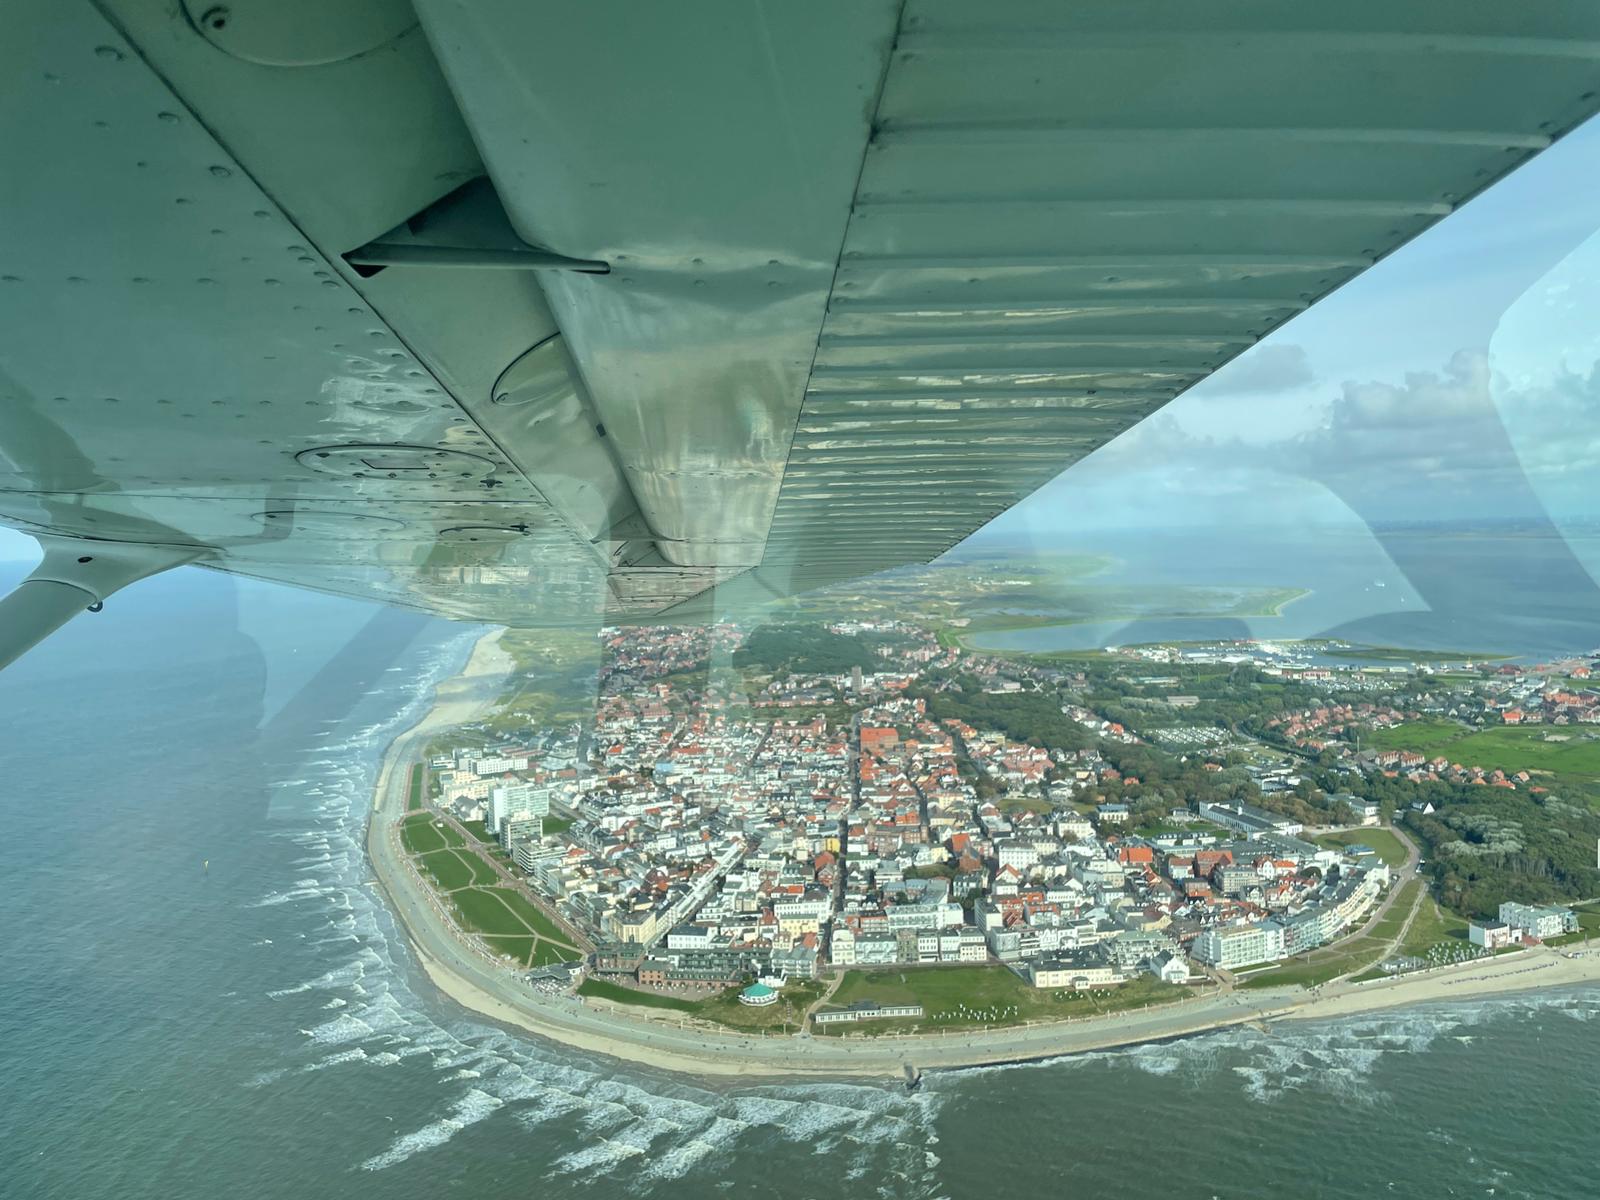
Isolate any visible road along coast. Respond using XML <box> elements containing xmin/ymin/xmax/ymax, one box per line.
<box><xmin>367</xmin><ymin>631</ymin><xmax>1600</xmax><ymax>1079</ymax></box>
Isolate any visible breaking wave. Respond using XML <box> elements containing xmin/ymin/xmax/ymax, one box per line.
<box><xmin>246</xmin><ymin>628</ymin><xmax>945</xmax><ymax>1193</ymax></box>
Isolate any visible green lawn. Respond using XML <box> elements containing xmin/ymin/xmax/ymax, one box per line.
<box><xmin>419</xmin><ymin>849</ymin><xmax>476</xmax><ymax>891</ymax></box>
<box><xmin>1324</xmin><ymin>646</ymin><xmax>1505</xmax><ymax>664</ymax></box>
<box><xmin>400</xmin><ymin>815</ymin><xmax>447</xmax><ymax>855</ymax></box>
<box><xmin>1365</xmin><ymin>879</ymin><xmax>1421</xmax><ymax>942</ymax></box>
<box><xmin>577</xmin><ymin>977</ymin><xmax>825</xmax><ymax>1031</ymax></box>
<box><xmin>578</xmin><ymin>977</ymin><xmax>700</xmax><ymax>1012</ymax></box>
<box><xmin>1396</xmin><ymin>895</ymin><xmax>1471</xmax><ymax>959</ymax></box>
<box><xmin>1368</xmin><ymin>721</ymin><xmax>1600</xmax><ymax>778</ymax></box>
<box><xmin>406</xmin><ymin>764</ymin><xmax>425</xmax><ymax>812</ymax></box>
<box><xmin>490</xmin><ymin>887</ymin><xmax>575</xmax><ymax>944</ymax></box>
<box><xmin>458</xmin><ymin>850</ymin><xmax>500</xmax><ymax>887</ymax></box>
<box><xmin>451</xmin><ymin>886</ymin><xmax>532</xmax><ymax>938</ymax></box>
<box><xmin>1316</xmin><ymin>827</ymin><xmax>1409</xmax><ymax>869</ymax></box>
<box><xmin>484</xmin><ymin>935</ymin><xmax>535</xmax><ymax>964</ymax></box>
<box><xmin>1237</xmin><ymin>936</ymin><xmax>1389</xmax><ymax>990</ymax></box>
<box><xmin>531</xmin><ymin>941</ymin><xmax>580</xmax><ymax>965</ymax></box>
<box><xmin>447</xmin><ymin>885</ymin><xmax>579</xmax><ymax>964</ymax></box>
<box><xmin>821</xmin><ymin>967</ymin><xmax>1186</xmax><ymax>1031</ymax></box>
<box><xmin>694</xmin><ymin>980</ymin><xmax>826</xmax><ymax>1030</ymax></box>
<box><xmin>1366</xmin><ymin>720</ymin><xmax>1467</xmax><ymax>755</ymax></box>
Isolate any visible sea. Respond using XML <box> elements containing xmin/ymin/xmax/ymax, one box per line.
<box><xmin>966</xmin><ymin>530</ymin><xmax>1600</xmax><ymax>660</ymax></box>
<box><xmin>3</xmin><ymin>559</ymin><xmax>1600</xmax><ymax>1200</ymax></box>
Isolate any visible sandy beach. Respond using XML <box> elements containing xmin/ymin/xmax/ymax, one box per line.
<box><xmin>367</xmin><ymin>630</ymin><xmax>1600</xmax><ymax>1080</ymax></box>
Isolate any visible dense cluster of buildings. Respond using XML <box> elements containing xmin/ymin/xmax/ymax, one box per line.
<box><xmin>426</xmin><ymin>622</ymin><xmax>1401</xmax><ymax>1000</ymax></box>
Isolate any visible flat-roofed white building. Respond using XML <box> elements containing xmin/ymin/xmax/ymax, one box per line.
<box><xmin>1498</xmin><ymin>901</ymin><xmax>1577</xmax><ymax>940</ymax></box>
<box><xmin>490</xmin><ymin>781</ymin><xmax>553</xmax><ymax>834</ymax></box>
<box><xmin>1193</xmin><ymin>920</ymin><xmax>1286</xmax><ymax>969</ymax></box>
<box><xmin>1469</xmin><ymin>920</ymin><xmax>1515</xmax><ymax>950</ymax></box>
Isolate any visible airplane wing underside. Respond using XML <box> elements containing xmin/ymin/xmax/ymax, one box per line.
<box><xmin>4</xmin><ymin>0</ymin><xmax>1600</xmax><ymax>643</ymax></box>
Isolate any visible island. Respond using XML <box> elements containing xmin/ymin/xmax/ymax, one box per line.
<box><xmin>366</xmin><ymin>561</ymin><xmax>1600</xmax><ymax>1078</ymax></box>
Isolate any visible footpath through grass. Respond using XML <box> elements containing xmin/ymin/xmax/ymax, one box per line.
<box><xmin>399</xmin><ymin>816</ymin><xmax>582</xmax><ymax>968</ymax></box>
<box><xmin>577</xmin><ymin>977</ymin><xmax>826</xmax><ymax>1031</ymax></box>
<box><xmin>399</xmin><ymin>811</ymin><xmax>465</xmax><ymax>853</ymax></box>
<box><xmin>818</xmin><ymin>966</ymin><xmax>1187</xmax><ymax>1032</ymax></box>
<box><xmin>1396</xmin><ymin>895</ymin><xmax>1471</xmax><ymax>959</ymax></box>
<box><xmin>418</xmin><ymin>848</ymin><xmax>499</xmax><ymax>891</ymax></box>
<box><xmin>1236</xmin><ymin>937</ymin><xmax>1389</xmax><ymax>990</ymax></box>
<box><xmin>1365</xmin><ymin>879</ymin><xmax>1421</xmax><ymax>942</ymax></box>
<box><xmin>1237</xmin><ymin>877</ymin><xmax>1428</xmax><ymax>990</ymax></box>
<box><xmin>405</xmin><ymin>764</ymin><xmax>425</xmax><ymax>812</ymax></box>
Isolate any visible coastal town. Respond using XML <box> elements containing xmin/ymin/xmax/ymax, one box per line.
<box><xmin>392</xmin><ymin>616</ymin><xmax>1600</xmax><ymax>1035</ymax></box>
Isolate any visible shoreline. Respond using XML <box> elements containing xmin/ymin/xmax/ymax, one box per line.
<box><xmin>949</xmin><ymin>588</ymin><xmax>1311</xmax><ymax>654</ymax></box>
<box><xmin>366</xmin><ymin>631</ymin><xmax>1600</xmax><ymax>1080</ymax></box>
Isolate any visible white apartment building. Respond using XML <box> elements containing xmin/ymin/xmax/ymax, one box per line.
<box><xmin>489</xmin><ymin>781</ymin><xmax>554</xmax><ymax>834</ymax></box>
<box><xmin>1499</xmin><ymin>901</ymin><xmax>1578</xmax><ymax>940</ymax></box>
<box><xmin>997</xmin><ymin>839</ymin><xmax>1040</xmax><ymax>874</ymax></box>
<box><xmin>1193</xmin><ymin>920</ymin><xmax>1286</xmax><ymax>969</ymax></box>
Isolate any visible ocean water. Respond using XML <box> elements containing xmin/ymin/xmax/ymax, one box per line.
<box><xmin>968</xmin><ymin>531</ymin><xmax>1600</xmax><ymax>658</ymax></box>
<box><xmin>2</xmin><ymin>566</ymin><xmax>1598</xmax><ymax>1200</ymax></box>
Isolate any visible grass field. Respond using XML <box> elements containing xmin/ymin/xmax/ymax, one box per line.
<box><xmin>432</xmin><ymin>884</ymin><xmax>581</xmax><ymax>968</ymax></box>
<box><xmin>489</xmin><ymin>887</ymin><xmax>575</xmax><ymax>944</ymax></box>
<box><xmin>579</xmin><ymin>977</ymin><xmax>699</xmax><ymax>1012</ymax></box>
<box><xmin>819</xmin><ymin>967</ymin><xmax>1186</xmax><ymax>1031</ymax></box>
<box><xmin>577</xmin><ymin>977</ymin><xmax>827</xmax><ymax>1031</ymax></box>
<box><xmin>406</xmin><ymin>764</ymin><xmax>425</xmax><ymax>812</ymax></box>
<box><xmin>1367</xmin><ymin>721</ymin><xmax>1600</xmax><ymax>778</ymax></box>
<box><xmin>400</xmin><ymin>814</ymin><xmax>447</xmax><ymax>855</ymax></box>
<box><xmin>400</xmin><ymin>810</ymin><xmax>469</xmax><ymax>853</ymax></box>
<box><xmin>1323</xmin><ymin>646</ymin><xmax>1505</xmax><ymax>664</ymax></box>
<box><xmin>1315</xmin><ymin>827</ymin><xmax>1409</xmax><ymax>868</ymax></box>
<box><xmin>461</xmin><ymin>852</ymin><xmax>500</xmax><ymax>886</ymax></box>
<box><xmin>481</xmin><ymin>936</ymin><xmax>576</xmax><ymax>966</ymax></box>
<box><xmin>449</xmin><ymin>886</ymin><xmax>526</xmax><ymax>935</ymax></box>
<box><xmin>484</xmin><ymin>935</ymin><xmax>535</xmax><ymax>962</ymax></box>
<box><xmin>696</xmin><ymin>981</ymin><xmax>826</xmax><ymax>1030</ymax></box>
<box><xmin>1396</xmin><ymin>895</ymin><xmax>1471</xmax><ymax>959</ymax></box>
<box><xmin>1365</xmin><ymin>879</ymin><xmax>1421</xmax><ymax>942</ymax></box>
<box><xmin>1237</xmin><ymin>936</ymin><xmax>1389</xmax><ymax>990</ymax></box>
<box><xmin>419</xmin><ymin>849</ymin><xmax>477</xmax><ymax>890</ymax></box>
<box><xmin>1366</xmin><ymin>720</ymin><xmax>1468</xmax><ymax>755</ymax></box>
<box><xmin>997</xmin><ymin>793</ymin><xmax>1052</xmax><ymax>815</ymax></box>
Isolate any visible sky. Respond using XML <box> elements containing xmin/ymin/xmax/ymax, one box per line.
<box><xmin>981</xmin><ymin>117</ymin><xmax>1600</xmax><ymax>544</ymax></box>
<box><xmin>5</xmin><ymin>118</ymin><xmax>1600</xmax><ymax>572</ymax></box>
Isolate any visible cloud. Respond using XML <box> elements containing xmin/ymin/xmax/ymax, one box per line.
<box><xmin>1192</xmin><ymin>343</ymin><xmax>1313</xmax><ymax>396</ymax></box>
<box><xmin>1014</xmin><ymin>348</ymin><xmax>1600</xmax><ymax>527</ymax></box>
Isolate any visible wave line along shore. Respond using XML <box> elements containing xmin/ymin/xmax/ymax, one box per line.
<box><xmin>366</xmin><ymin>630</ymin><xmax>1600</xmax><ymax>1079</ymax></box>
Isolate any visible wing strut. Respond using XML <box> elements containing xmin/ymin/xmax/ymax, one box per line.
<box><xmin>0</xmin><ymin>537</ymin><xmax>204</xmax><ymax>673</ymax></box>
